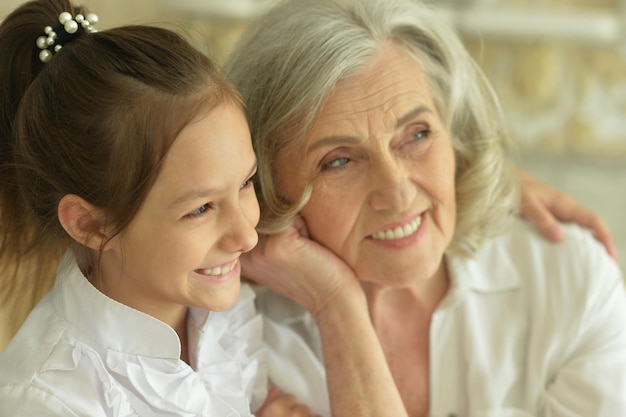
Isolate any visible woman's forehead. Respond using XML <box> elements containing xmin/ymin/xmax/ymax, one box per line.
<box><xmin>308</xmin><ymin>44</ymin><xmax>436</xmax><ymax>134</ymax></box>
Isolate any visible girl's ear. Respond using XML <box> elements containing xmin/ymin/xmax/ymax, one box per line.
<box><xmin>57</xmin><ymin>195</ymin><xmax>114</xmax><ymax>251</ymax></box>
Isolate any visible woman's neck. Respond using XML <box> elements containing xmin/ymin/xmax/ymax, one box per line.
<box><xmin>362</xmin><ymin>260</ymin><xmax>450</xmax><ymax>323</ymax></box>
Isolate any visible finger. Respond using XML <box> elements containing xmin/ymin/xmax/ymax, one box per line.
<box><xmin>269</xmin><ymin>393</ymin><xmax>298</xmax><ymax>409</ymax></box>
<box><xmin>520</xmin><ymin>196</ymin><xmax>563</xmax><ymax>242</ymax></box>
<box><xmin>585</xmin><ymin>216</ymin><xmax>618</xmax><ymax>260</ymax></box>
<box><xmin>255</xmin><ymin>388</ymin><xmax>294</xmax><ymax>417</ymax></box>
<box><xmin>292</xmin><ymin>215</ymin><xmax>310</xmax><ymax>238</ymax></box>
<box><xmin>240</xmin><ymin>234</ymin><xmax>271</xmax><ymax>281</ymax></box>
<box><xmin>256</xmin><ymin>386</ymin><xmax>281</xmax><ymax>409</ymax></box>
<box><xmin>544</xmin><ymin>199</ymin><xmax>618</xmax><ymax>260</ymax></box>
<box><xmin>560</xmin><ymin>211</ymin><xmax>618</xmax><ymax>260</ymax></box>
<box><xmin>255</xmin><ymin>386</ymin><xmax>281</xmax><ymax>416</ymax></box>
<box><xmin>265</xmin><ymin>385</ymin><xmax>282</xmax><ymax>403</ymax></box>
<box><xmin>240</xmin><ymin>251</ymin><xmax>259</xmax><ymax>282</ymax></box>
<box><xmin>288</xmin><ymin>403</ymin><xmax>313</xmax><ymax>417</ymax></box>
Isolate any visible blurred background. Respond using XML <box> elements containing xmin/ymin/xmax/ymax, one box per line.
<box><xmin>2</xmin><ymin>0</ymin><xmax>625</xmax><ymax>261</ymax></box>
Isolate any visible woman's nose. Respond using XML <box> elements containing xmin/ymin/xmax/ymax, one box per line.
<box><xmin>367</xmin><ymin>158</ymin><xmax>417</xmax><ymax>212</ymax></box>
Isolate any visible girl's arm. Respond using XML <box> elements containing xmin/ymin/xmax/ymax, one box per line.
<box><xmin>516</xmin><ymin>169</ymin><xmax>617</xmax><ymax>259</ymax></box>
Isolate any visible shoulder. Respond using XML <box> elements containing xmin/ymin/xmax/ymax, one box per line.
<box><xmin>0</xmin><ymin>295</ymin><xmax>61</xmax><ymax>384</ymax></box>
<box><xmin>0</xmin><ymin>334</ymin><xmax>116</xmax><ymax>417</ymax></box>
<box><xmin>0</xmin><ymin>384</ymin><xmax>82</xmax><ymax>417</ymax></box>
<box><xmin>444</xmin><ymin>219</ymin><xmax>626</xmax><ymax>413</ymax></box>
<box><xmin>462</xmin><ymin>217</ymin><xmax>625</xmax><ymax>325</ymax></box>
<box><xmin>0</xmin><ymin>296</ymin><xmax>126</xmax><ymax>416</ymax></box>
<box><xmin>476</xmin><ymin>217</ymin><xmax>621</xmax><ymax>289</ymax></box>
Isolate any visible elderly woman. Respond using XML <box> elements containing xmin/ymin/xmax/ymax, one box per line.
<box><xmin>227</xmin><ymin>0</ymin><xmax>626</xmax><ymax>416</ymax></box>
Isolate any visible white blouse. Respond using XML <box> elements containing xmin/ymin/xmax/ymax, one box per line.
<box><xmin>0</xmin><ymin>253</ymin><xmax>267</xmax><ymax>416</ymax></box>
<box><xmin>258</xmin><ymin>219</ymin><xmax>626</xmax><ymax>417</ymax></box>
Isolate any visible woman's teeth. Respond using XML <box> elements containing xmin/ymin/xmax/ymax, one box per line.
<box><xmin>197</xmin><ymin>260</ymin><xmax>237</xmax><ymax>276</ymax></box>
<box><xmin>371</xmin><ymin>216</ymin><xmax>421</xmax><ymax>240</ymax></box>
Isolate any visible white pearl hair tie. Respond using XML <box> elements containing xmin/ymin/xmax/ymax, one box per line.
<box><xmin>36</xmin><ymin>11</ymin><xmax>99</xmax><ymax>63</ymax></box>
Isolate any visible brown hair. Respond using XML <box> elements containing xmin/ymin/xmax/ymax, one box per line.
<box><xmin>0</xmin><ymin>0</ymin><xmax>240</xmax><ymax>342</ymax></box>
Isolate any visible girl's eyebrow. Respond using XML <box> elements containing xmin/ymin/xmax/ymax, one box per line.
<box><xmin>171</xmin><ymin>187</ymin><xmax>216</xmax><ymax>208</ymax></box>
<box><xmin>170</xmin><ymin>159</ymin><xmax>257</xmax><ymax>207</ymax></box>
<box><xmin>246</xmin><ymin>160</ymin><xmax>259</xmax><ymax>180</ymax></box>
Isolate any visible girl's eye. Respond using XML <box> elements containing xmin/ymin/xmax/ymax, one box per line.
<box><xmin>322</xmin><ymin>156</ymin><xmax>350</xmax><ymax>170</ymax></box>
<box><xmin>241</xmin><ymin>169</ymin><xmax>257</xmax><ymax>190</ymax></box>
<box><xmin>185</xmin><ymin>203</ymin><xmax>212</xmax><ymax>219</ymax></box>
<box><xmin>241</xmin><ymin>176</ymin><xmax>255</xmax><ymax>190</ymax></box>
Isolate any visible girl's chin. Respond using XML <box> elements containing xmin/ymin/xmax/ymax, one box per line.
<box><xmin>196</xmin><ymin>284</ymin><xmax>241</xmax><ymax>312</ymax></box>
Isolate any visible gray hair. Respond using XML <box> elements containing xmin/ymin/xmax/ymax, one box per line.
<box><xmin>226</xmin><ymin>0</ymin><xmax>519</xmax><ymax>255</ymax></box>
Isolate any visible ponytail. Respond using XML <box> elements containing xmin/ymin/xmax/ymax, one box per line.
<box><xmin>0</xmin><ymin>0</ymin><xmax>87</xmax><ymax>348</ymax></box>
<box><xmin>1</xmin><ymin>0</ymin><xmax>86</xmax><ymax>254</ymax></box>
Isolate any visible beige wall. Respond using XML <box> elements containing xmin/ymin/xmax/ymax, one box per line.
<box><xmin>1</xmin><ymin>0</ymin><xmax>167</xmax><ymax>27</ymax></box>
<box><xmin>0</xmin><ymin>0</ymin><xmax>252</xmax><ymax>62</ymax></box>
<box><xmin>4</xmin><ymin>0</ymin><xmax>624</xmax><ymax>156</ymax></box>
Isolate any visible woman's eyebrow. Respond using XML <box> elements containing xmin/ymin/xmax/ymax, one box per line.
<box><xmin>395</xmin><ymin>105</ymin><xmax>431</xmax><ymax>128</ymax></box>
<box><xmin>307</xmin><ymin>105</ymin><xmax>432</xmax><ymax>154</ymax></box>
<box><xmin>307</xmin><ymin>136</ymin><xmax>361</xmax><ymax>154</ymax></box>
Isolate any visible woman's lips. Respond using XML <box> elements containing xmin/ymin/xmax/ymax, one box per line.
<box><xmin>370</xmin><ymin>214</ymin><xmax>422</xmax><ymax>241</ymax></box>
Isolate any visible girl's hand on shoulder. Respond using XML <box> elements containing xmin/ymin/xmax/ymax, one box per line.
<box><xmin>517</xmin><ymin>169</ymin><xmax>617</xmax><ymax>260</ymax></box>
<box><xmin>241</xmin><ymin>215</ymin><xmax>363</xmax><ymax>315</ymax></box>
<box><xmin>255</xmin><ymin>386</ymin><xmax>321</xmax><ymax>417</ymax></box>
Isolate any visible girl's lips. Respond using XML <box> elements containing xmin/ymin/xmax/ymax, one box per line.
<box><xmin>195</xmin><ymin>259</ymin><xmax>238</xmax><ymax>277</ymax></box>
<box><xmin>370</xmin><ymin>214</ymin><xmax>423</xmax><ymax>241</ymax></box>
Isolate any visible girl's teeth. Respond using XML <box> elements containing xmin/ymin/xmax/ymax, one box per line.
<box><xmin>371</xmin><ymin>216</ymin><xmax>421</xmax><ymax>240</ymax></box>
<box><xmin>198</xmin><ymin>261</ymin><xmax>236</xmax><ymax>276</ymax></box>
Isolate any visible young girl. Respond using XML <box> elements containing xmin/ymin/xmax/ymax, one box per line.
<box><xmin>0</xmin><ymin>1</ymin><xmax>314</xmax><ymax>415</ymax></box>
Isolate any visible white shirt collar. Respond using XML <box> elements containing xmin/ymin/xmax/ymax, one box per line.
<box><xmin>51</xmin><ymin>252</ymin><xmax>182</xmax><ymax>358</ymax></box>
<box><xmin>441</xmin><ymin>238</ymin><xmax>522</xmax><ymax>311</ymax></box>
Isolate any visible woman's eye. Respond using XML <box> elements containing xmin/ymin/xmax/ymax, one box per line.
<box><xmin>412</xmin><ymin>129</ymin><xmax>431</xmax><ymax>142</ymax></box>
<box><xmin>185</xmin><ymin>203</ymin><xmax>211</xmax><ymax>219</ymax></box>
<box><xmin>322</xmin><ymin>156</ymin><xmax>350</xmax><ymax>170</ymax></box>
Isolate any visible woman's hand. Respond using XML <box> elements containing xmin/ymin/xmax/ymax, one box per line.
<box><xmin>244</xmin><ymin>217</ymin><xmax>410</xmax><ymax>417</ymax></box>
<box><xmin>255</xmin><ymin>386</ymin><xmax>321</xmax><ymax>417</ymax></box>
<box><xmin>240</xmin><ymin>216</ymin><xmax>362</xmax><ymax>315</ymax></box>
<box><xmin>517</xmin><ymin>169</ymin><xmax>617</xmax><ymax>260</ymax></box>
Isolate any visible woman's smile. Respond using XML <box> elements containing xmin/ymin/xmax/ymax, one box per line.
<box><xmin>369</xmin><ymin>213</ymin><xmax>423</xmax><ymax>241</ymax></box>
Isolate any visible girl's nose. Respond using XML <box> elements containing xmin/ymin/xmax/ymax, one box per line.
<box><xmin>220</xmin><ymin>199</ymin><xmax>260</xmax><ymax>253</ymax></box>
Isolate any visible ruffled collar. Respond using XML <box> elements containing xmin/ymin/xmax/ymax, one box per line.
<box><xmin>52</xmin><ymin>253</ymin><xmax>180</xmax><ymax>357</ymax></box>
<box><xmin>50</xmin><ymin>252</ymin><xmax>267</xmax><ymax>415</ymax></box>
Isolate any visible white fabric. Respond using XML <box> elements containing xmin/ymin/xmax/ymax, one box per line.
<box><xmin>0</xmin><ymin>253</ymin><xmax>267</xmax><ymax>417</ymax></box>
<box><xmin>258</xmin><ymin>219</ymin><xmax>626</xmax><ymax>417</ymax></box>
